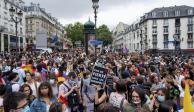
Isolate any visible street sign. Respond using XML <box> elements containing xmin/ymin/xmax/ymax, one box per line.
<box><xmin>88</xmin><ymin>40</ymin><xmax>103</xmax><ymax>46</ymax></box>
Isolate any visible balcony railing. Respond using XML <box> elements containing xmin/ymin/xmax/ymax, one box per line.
<box><xmin>188</xmin><ymin>30</ymin><xmax>193</xmax><ymax>33</ymax></box>
<box><xmin>152</xmin><ymin>31</ymin><xmax>157</xmax><ymax>35</ymax></box>
<box><xmin>152</xmin><ymin>39</ymin><xmax>157</xmax><ymax>43</ymax></box>
<box><xmin>163</xmin><ymin>31</ymin><xmax>169</xmax><ymax>34</ymax></box>
<box><xmin>175</xmin><ymin>30</ymin><xmax>181</xmax><ymax>34</ymax></box>
<box><xmin>175</xmin><ymin>23</ymin><xmax>181</xmax><ymax>27</ymax></box>
<box><xmin>187</xmin><ymin>38</ymin><xmax>193</xmax><ymax>42</ymax></box>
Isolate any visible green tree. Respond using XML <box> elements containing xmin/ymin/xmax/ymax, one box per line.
<box><xmin>65</xmin><ymin>22</ymin><xmax>84</xmax><ymax>45</ymax></box>
<box><xmin>96</xmin><ymin>24</ymin><xmax>112</xmax><ymax>46</ymax></box>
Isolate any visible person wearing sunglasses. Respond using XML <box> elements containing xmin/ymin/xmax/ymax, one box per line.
<box><xmin>3</xmin><ymin>92</ymin><xmax>30</xmax><ymax>112</ymax></box>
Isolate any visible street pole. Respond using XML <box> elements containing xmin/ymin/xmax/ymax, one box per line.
<box><xmin>94</xmin><ymin>8</ymin><xmax>97</xmax><ymax>60</ymax></box>
<box><xmin>92</xmin><ymin>0</ymin><xmax>99</xmax><ymax>60</ymax></box>
<box><xmin>15</xmin><ymin>17</ymin><xmax>18</xmax><ymax>53</ymax></box>
<box><xmin>140</xmin><ymin>29</ymin><xmax>143</xmax><ymax>56</ymax></box>
<box><xmin>9</xmin><ymin>7</ymin><xmax>23</xmax><ymax>53</ymax></box>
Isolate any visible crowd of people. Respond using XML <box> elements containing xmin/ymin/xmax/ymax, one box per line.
<box><xmin>0</xmin><ymin>49</ymin><xmax>194</xmax><ymax>112</ymax></box>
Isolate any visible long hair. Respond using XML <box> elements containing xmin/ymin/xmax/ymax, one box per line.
<box><xmin>129</xmin><ymin>88</ymin><xmax>146</xmax><ymax>105</ymax></box>
<box><xmin>38</xmin><ymin>81</ymin><xmax>54</xmax><ymax>99</ymax></box>
<box><xmin>19</xmin><ymin>84</ymin><xmax>33</xmax><ymax>96</ymax></box>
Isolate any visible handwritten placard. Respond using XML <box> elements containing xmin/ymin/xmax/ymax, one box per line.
<box><xmin>90</xmin><ymin>66</ymin><xmax>107</xmax><ymax>86</ymax></box>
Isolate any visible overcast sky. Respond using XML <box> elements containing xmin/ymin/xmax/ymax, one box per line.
<box><xmin>24</xmin><ymin>0</ymin><xmax>194</xmax><ymax>30</ymax></box>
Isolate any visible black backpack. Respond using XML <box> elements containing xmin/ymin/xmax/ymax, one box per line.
<box><xmin>5</xmin><ymin>82</ymin><xmax>14</xmax><ymax>93</ymax></box>
<box><xmin>63</xmin><ymin>83</ymin><xmax>80</xmax><ymax>108</ymax></box>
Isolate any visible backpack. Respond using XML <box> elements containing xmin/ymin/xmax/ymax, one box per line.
<box><xmin>5</xmin><ymin>82</ymin><xmax>14</xmax><ymax>93</ymax></box>
<box><xmin>115</xmin><ymin>97</ymin><xmax>125</xmax><ymax>112</ymax></box>
<box><xmin>63</xmin><ymin>83</ymin><xmax>80</xmax><ymax>108</ymax></box>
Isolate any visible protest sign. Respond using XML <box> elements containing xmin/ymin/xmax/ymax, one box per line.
<box><xmin>90</xmin><ymin>65</ymin><xmax>107</xmax><ymax>86</ymax></box>
<box><xmin>106</xmin><ymin>76</ymin><xmax>113</xmax><ymax>86</ymax></box>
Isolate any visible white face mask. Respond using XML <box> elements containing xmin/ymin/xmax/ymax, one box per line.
<box><xmin>49</xmin><ymin>79</ymin><xmax>55</xmax><ymax>85</ymax></box>
<box><xmin>132</xmin><ymin>100</ymin><xmax>141</xmax><ymax>104</ymax></box>
<box><xmin>63</xmin><ymin>109</ymin><xmax>67</xmax><ymax>112</ymax></box>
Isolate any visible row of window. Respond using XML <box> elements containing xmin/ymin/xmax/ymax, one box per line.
<box><xmin>2</xmin><ymin>24</ymin><xmax>23</xmax><ymax>34</ymax></box>
<box><xmin>152</xmin><ymin>26</ymin><xmax>192</xmax><ymax>34</ymax></box>
<box><xmin>153</xmin><ymin>42</ymin><xmax>193</xmax><ymax>49</ymax></box>
<box><xmin>152</xmin><ymin>34</ymin><xmax>193</xmax><ymax>49</ymax></box>
<box><xmin>152</xmin><ymin>9</ymin><xmax>193</xmax><ymax>17</ymax></box>
<box><xmin>152</xmin><ymin>17</ymin><xmax>193</xmax><ymax>26</ymax></box>
<box><xmin>3</xmin><ymin>0</ymin><xmax>24</xmax><ymax>10</ymax></box>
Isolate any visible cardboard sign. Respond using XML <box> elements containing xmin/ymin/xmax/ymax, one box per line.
<box><xmin>106</xmin><ymin>76</ymin><xmax>113</xmax><ymax>86</ymax></box>
<box><xmin>90</xmin><ymin>65</ymin><xmax>107</xmax><ymax>86</ymax></box>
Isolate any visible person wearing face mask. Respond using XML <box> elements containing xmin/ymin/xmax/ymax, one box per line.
<box><xmin>150</xmin><ymin>88</ymin><xmax>167</xmax><ymax>112</ymax></box>
<box><xmin>124</xmin><ymin>88</ymin><xmax>151</xmax><ymax>112</ymax></box>
<box><xmin>49</xmin><ymin>78</ymin><xmax>58</xmax><ymax>97</ymax></box>
<box><xmin>58</xmin><ymin>72</ymin><xmax>81</xmax><ymax>112</ymax></box>
<box><xmin>3</xmin><ymin>92</ymin><xmax>31</xmax><ymax>112</ymax></box>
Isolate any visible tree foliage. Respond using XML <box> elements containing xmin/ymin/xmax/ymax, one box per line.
<box><xmin>97</xmin><ymin>24</ymin><xmax>112</xmax><ymax>46</ymax></box>
<box><xmin>65</xmin><ymin>22</ymin><xmax>112</xmax><ymax>46</ymax></box>
<box><xmin>65</xmin><ymin>22</ymin><xmax>84</xmax><ymax>45</ymax></box>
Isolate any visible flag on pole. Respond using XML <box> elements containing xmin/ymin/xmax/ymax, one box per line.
<box><xmin>184</xmin><ymin>84</ymin><xmax>194</xmax><ymax>112</ymax></box>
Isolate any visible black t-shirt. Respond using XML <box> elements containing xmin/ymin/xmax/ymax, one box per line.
<box><xmin>127</xmin><ymin>81</ymin><xmax>138</xmax><ymax>90</ymax></box>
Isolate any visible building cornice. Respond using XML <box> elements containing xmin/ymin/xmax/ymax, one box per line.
<box><xmin>5</xmin><ymin>0</ymin><xmax>25</xmax><ymax>11</ymax></box>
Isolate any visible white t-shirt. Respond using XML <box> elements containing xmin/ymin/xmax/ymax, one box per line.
<box><xmin>46</xmin><ymin>105</ymin><xmax>50</xmax><ymax>112</ymax></box>
<box><xmin>176</xmin><ymin>75</ymin><xmax>185</xmax><ymax>85</ymax></box>
<box><xmin>0</xmin><ymin>97</ymin><xmax>3</xmax><ymax>107</ymax></box>
<box><xmin>12</xmin><ymin>83</ymin><xmax>20</xmax><ymax>92</ymax></box>
<box><xmin>26</xmin><ymin>81</ymin><xmax>40</xmax><ymax>97</ymax></box>
<box><xmin>109</xmin><ymin>92</ymin><xmax>125</xmax><ymax>109</ymax></box>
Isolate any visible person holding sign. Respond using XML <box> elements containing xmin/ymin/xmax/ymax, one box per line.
<box><xmin>94</xmin><ymin>84</ymin><xmax>107</xmax><ymax>111</ymax></box>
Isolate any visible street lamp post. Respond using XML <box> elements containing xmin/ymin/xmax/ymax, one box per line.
<box><xmin>92</xmin><ymin>0</ymin><xmax>99</xmax><ymax>59</ymax></box>
<box><xmin>92</xmin><ymin>0</ymin><xmax>99</xmax><ymax>29</ymax></box>
<box><xmin>140</xmin><ymin>29</ymin><xmax>143</xmax><ymax>57</ymax></box>
<box><xmin>9</xmin><ymin>7</ymin><xmax>23</xmax><ymax>53</ymax></box>
<box><xmin>173</xmin><ymin>34</ymin><xmax>181</xmax><ymax>55</ymax></box>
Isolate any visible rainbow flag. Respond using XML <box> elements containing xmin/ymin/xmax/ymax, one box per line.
<box><xmin>21</xmin><ymin>64</ymin><xmax>36</xmax><ymax>73</ymax></box>
<box><xmin>184</xmin><ymin>84</ymin><xmax>194</xmax><ymax>112</ymax></box>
